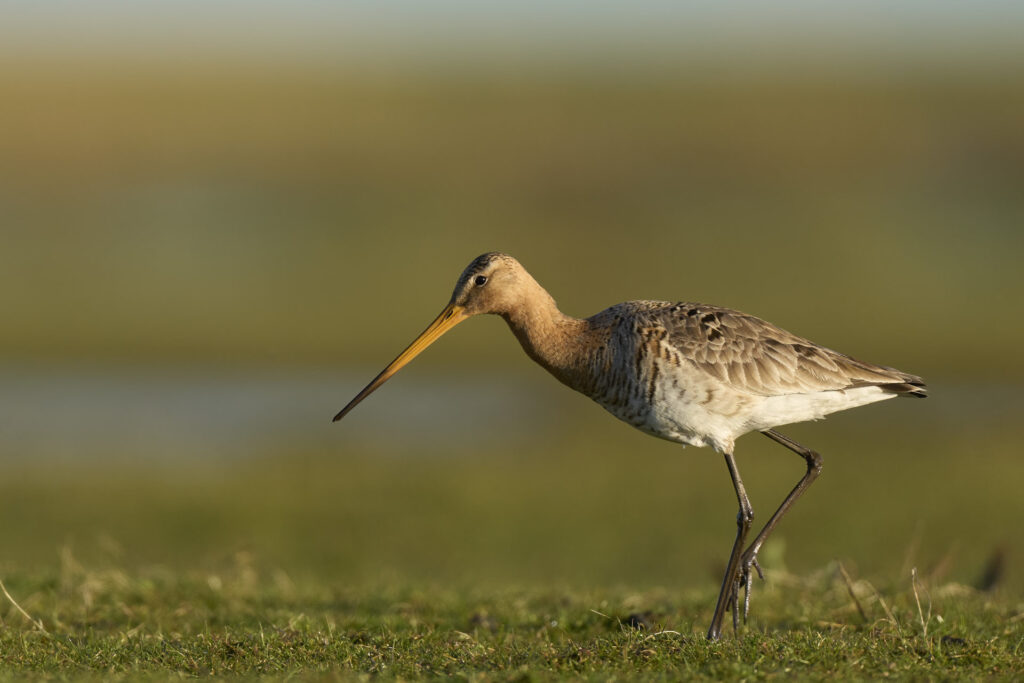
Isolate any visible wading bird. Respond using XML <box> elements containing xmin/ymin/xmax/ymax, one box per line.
<box><xmin>333</xmin><ymin>252</ymin><xmax>926</xmax><ymax>639</ymax></box>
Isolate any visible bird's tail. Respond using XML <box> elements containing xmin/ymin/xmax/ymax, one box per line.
<box><xmin>879</xmin><ymin>376</ymin><xmax>927</xmax><ymax>398</ymax></box>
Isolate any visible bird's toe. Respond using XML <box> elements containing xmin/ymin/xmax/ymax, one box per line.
<box><xmin>740</xmin><ymin>554</ymin><xmax>765</xmax><ymax>621</ymax></box>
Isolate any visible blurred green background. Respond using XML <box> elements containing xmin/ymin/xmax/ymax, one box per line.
<box><xmin>1</xmin><ymin>2</ymin><xmax>1022</xmax><ymax>599</ymax></box>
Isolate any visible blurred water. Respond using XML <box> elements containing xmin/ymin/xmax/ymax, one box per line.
<box><xmin>0</xmin><ymin>364</ymin><xmax>1017</xmax><ymax>461</ymax></box>
<box><xmin>0</xmin><ymin>364</ymin><xmax>546</xmax><ymax>460</ymax></box>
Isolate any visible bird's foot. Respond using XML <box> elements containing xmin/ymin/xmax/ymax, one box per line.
<box><xmin>725</xmin><ymin>552</ymin><xmax>766</xmax><ymax>632</ymax></box>
<box><xmin>740</xmin><ymin>552</ymin><xmax>765</xmax><ymax>621</ymax></box>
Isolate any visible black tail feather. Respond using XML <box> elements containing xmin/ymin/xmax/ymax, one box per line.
<box><xmin>882</xmin><ymin>381</ymin><xmax>928</xmax><ymax>398</ymax></box>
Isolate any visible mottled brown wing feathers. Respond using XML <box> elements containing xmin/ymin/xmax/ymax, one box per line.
<box><xmin>640</xmin><ymin>302</ymin><xmax>926</xmax><ymax>397</ymax></box>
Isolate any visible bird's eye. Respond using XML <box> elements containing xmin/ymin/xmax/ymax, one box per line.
<box><xmin>474</xmin><ymin>275</ymin><xmax>488</xmax><ymax>286</ymax></box>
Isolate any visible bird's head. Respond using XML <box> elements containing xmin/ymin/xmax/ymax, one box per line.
<box><xmin>332</xmin><ymin>252</ymin><xmax>525</xmax><ymax>422</ymax></box>
<box><xmin>448</xmin><ymin>251</ymin><xmax>528</xmax><ymax>317</ymax></box>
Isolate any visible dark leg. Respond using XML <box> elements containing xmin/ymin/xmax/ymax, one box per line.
<box><xmin>733</xmin><ymin>429</ymin><xmax>824</xmax><ymax>620</ymax></box>
<box><xmin>707</xmin><ymin>451</ymin><xmax>755</xmax><ymax>641</ymax></box>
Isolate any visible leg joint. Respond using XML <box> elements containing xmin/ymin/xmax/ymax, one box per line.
<box><xmin>805</xmin><ymin>449</ymin><xmax>823</xmax><ymax>476</ymax></box>
<box><xmin>736</xmin><ymin>505</ymin><xmax>754</xmax><ymax>527</ymax></box>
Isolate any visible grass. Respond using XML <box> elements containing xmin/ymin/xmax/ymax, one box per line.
<box><xmin>1</xmin><ymin>559</ymin><xmax>1021</xmax><ymax>680</ymax></box>
<box><xmin>1</xmin><ymin>415</ymin><xmax>1022</xmax><ymax>680</ymax></box>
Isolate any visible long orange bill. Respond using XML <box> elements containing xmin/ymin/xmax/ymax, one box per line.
<box><xmin>332</xmin><ymin>303</ymin><xmax>469</xmax><ymax>422</ymax></box>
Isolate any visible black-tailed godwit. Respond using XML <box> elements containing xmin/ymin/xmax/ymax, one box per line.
<box><xmin>333</xmin><ymin>252</ymin><xmax>926</xmax><ymax>639</ymax></box>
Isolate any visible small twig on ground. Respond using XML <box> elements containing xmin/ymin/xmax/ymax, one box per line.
<box><xmin>0</xmin><ymin>577</ymin><xmax>48</xmax><ymax>635</ymax></box>
<box><xmin>911</xmin><ymin>567</ymin><xmax>930</xmax><ymax>638</ymax></box>
<box><xmin>865</xmin><ymin>580</ymin><xmax>902</xmax><ymax>638</ymax></box>
<box><xmin>645</xmin><ymin>630</ymin><xmax>681</xmax><ymax>639</ymax></box>
<box><xmin>837</xmin><ymin>562</ymin><xmax>868</xmax><ymax>622</ymax></box>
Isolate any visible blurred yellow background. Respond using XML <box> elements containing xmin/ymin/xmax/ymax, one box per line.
<box><xmin>1</xmin><ymin>2</ymin><xmax>1022</xmax><ymax>596</ymax></box>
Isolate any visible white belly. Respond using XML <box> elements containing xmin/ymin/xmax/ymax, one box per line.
<box><xmin>604</xmin><ymin>375</ymin><xmax>896</xmax><ymax>454</ymax></box>
<box><xmin>741</xmin><ymin>385</ymin><xmax>895</xmax><ymax>433</ymax></box>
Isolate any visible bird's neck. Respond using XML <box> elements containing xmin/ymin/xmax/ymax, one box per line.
<box><xmin>501</xmin><ymin>288</ymin><xmax>590</xmax><ymax>390</ymax></box>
